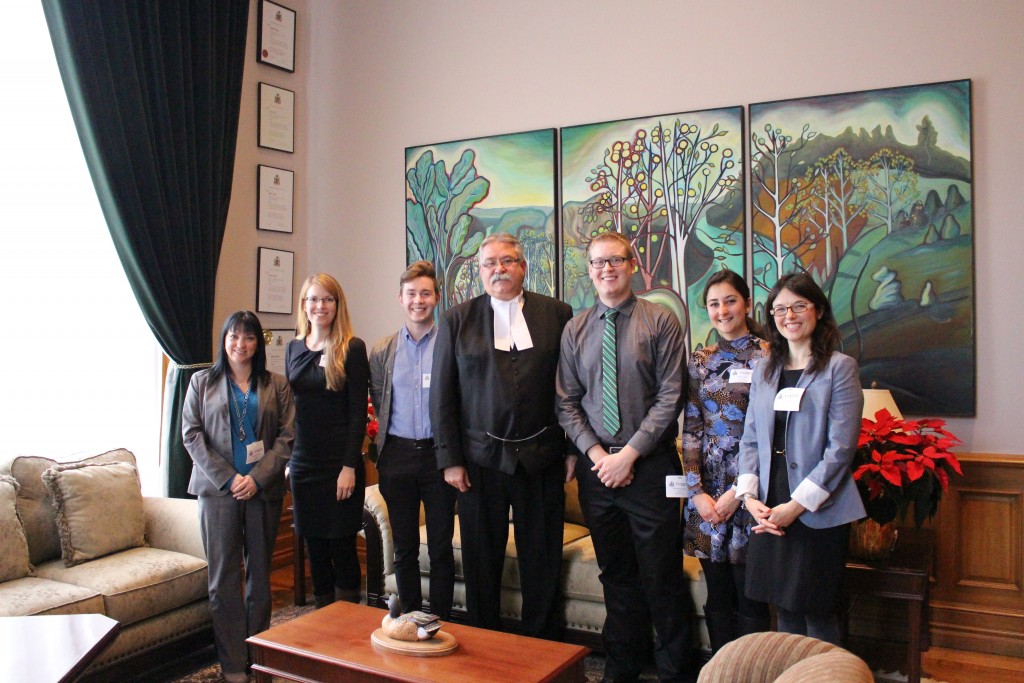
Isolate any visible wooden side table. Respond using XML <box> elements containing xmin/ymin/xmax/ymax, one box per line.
<box><xmin>845</xmin><ymin>527</ymin><xmax>933</xmax><ymax>683</ymax></box>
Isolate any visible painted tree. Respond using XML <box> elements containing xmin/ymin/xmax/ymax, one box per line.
<box><xmin>856</xmin><ymin>148</ymin><xmax>918</xmax><ymax>235</ymax></box>
<box><xmin>801</xmin><ymin>148</ymin><xmax>863</xmax><ymax>278</ymax></box>
<box><xmin>750</xmin><ymin>123</ymin><xmax>817</xmax><ymax>296</ymax></box>
<box><xmin>580</xmin><ymin>119</ymin><xmax>740</xmax><ymax>347</ymax></box>
<box><xmin>406</xmin><ymin>149</ymin><xmax>490</xmax><ymax>309</ymax></box>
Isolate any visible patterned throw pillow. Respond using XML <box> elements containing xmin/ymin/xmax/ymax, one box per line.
<box><xmin>42</xmin><ymin>461</ymin><xmax>146</xmax><ymax>567</ymax></box>
<box><xmin>0</xmin><ymin>474</ymin><xmax>32</xmax><ymax>581</ymax></box>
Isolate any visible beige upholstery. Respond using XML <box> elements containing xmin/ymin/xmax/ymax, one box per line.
<box><xmin>697</xmin><ymin>631</ymin><xmax>873</xmax><ymax>683</ymax></box>
<box><xmin>0</xmin><ymin>450</ymin><xmax>212</xmax><ymax>677</ymax></box>
<box><xmin>42</xmin><ymin>460</ymin><xmax>146</xmax><ymax>566</ymax></box>
<box><xmin>8</xmin><ymin>449</ymin><xmax>135</xmax><ymax>565</ymax></box>
<box><xmin>0</xmin><ymin>474</ymin><xmax>31</xmax><ymax>582</ymax></box>
<box><xmin>364</xmin><ymin>481</ymin><xmax>711</xmax><ymax>653</ymax></box>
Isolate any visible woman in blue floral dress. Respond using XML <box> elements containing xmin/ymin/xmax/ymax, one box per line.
<box><xmin>682</xmin><ymin>270</ymin><xmax>771</xmax><ymax>653</ymax></box>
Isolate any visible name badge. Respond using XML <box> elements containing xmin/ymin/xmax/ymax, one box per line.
<box><xmin>729</xmin><ymin>368</ymin><xmax>753</xmax><ymax>384</ymax></box>
<box><xmin>773</xmin><ymin>387</ymin><xmax>806</xmax><ymax>412</ymax></box>
<box><xmin>319</xmin><ymin>353</ymin><xmax>327</xmax><ymax>367</ymax></box>
<box><xmin>422</xmin><ymin>373</ymin><xmax>431</xmax><ymax>389</ymax></box>
<box><xmin>246</xmin><ymin>441</ymin><xmax>265</xmax><ymax>464</ymax></box>
<box><xmin>665</xmin><ymin>475</ymin><xmax>687</xmax><ymax>498</ymax></box>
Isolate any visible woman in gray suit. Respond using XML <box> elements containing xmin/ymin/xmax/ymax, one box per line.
<box><xmin>182</xmin><ymin>311</ymin><xmax>295</xmax><ymax>683</ymax></box>
<box><xmin>735</xmin><ymin>273</ymin><xmax>864</xmax><ymax>645</ymax></box>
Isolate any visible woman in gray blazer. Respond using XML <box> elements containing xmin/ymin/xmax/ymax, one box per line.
<box><xmin>182</xmin><ymin>311</ymin><xmax>295</xmax><ymax>683</ymax></box>
<box><xmin>735</xmin><ymin>273</ymin><xmax>864</xmax><ymax>645</ymax></box>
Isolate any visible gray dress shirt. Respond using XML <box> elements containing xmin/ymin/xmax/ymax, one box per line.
<box><xmin>556</xmin><ymin>294</ymin><xmax>685</xmax><ymax>458</ymax></box>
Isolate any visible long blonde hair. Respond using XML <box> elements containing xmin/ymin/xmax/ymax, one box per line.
<box><xmin>296</xmin><ymin>274</ymin><xmax>353</xmax><ymax>391</ymax></box>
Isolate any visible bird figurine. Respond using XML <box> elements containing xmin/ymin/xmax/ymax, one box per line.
<box><xmin>381</xmin><ymin>594</ymin><xmax>443</xmax><ymax>641</ymax></box>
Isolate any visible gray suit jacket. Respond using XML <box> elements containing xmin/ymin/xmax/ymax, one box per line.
<box><xmin>736</xmin><ymin>352</ymin><xmax>865</xmax><ymax>529</ymax></box>
<box><xmin>368</xmin><ymin>331</ymin><xmax>399</xmax><ymax>455</ymax></box>
<box><xmin>182</xmin><ymin>369</ymin><xmax>295</xmax><ymax>500</ymax></box>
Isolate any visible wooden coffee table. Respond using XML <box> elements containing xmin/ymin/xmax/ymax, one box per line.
<box><xmin>0</xmin><ymin>613</ymin><xmax>119</xmax><ymax>683</ymax></box>
<box><xmin>248</xmin><ymin>601</ymin><xmax>589</xmax><ymax>682</ymax></box>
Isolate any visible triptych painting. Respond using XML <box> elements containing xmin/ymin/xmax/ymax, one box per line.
<box><xmin>404</xmin><ymin>79</ymin><xmax>974</xmax><ymax>415</ymax></box>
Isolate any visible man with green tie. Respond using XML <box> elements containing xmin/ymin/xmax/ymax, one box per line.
<box><xmin>556</xmin><ymin>231</ymin><xmax>696</xmax><ymax>682</ymax></box>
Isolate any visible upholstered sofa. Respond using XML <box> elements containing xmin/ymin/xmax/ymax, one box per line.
<box><xmin>0</xmin><ymin>449</ymin><xmax>212</xmax><ymax>679</ymax></box>
<box><xmin>362</xmin><ymin>480</ymin><xmax>711</xmax><ymax>655</ymax></box>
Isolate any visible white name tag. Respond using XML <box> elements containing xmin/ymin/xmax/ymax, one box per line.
<box><xmin>246</xmin><ymin>441</ymin><xmax>265</xmax><ymax>464</ymax></box>
<box><xmin>729</xmin><ymin>368</ymin><xmax>753</xmax><ymax>384</ymax></box>
<box><xmin>773</xmin><ymin>387</ymin><xmax>806</xmax><ymax>412</ymax></box>
<box><xmin>665</xmin><ymin>475</ymin><xmax>687</xmax><ymax>498</ymax></box>
<box><xmin>319</xmin><ymin>353</ymin><xmax>327</xmax><ymax>367</ymax></box>
<box><xmin>422</xmin><ymin>373</ymin><xmax>431</xmax><ymax>389</ymax></box>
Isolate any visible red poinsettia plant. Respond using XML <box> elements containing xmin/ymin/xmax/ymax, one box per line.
<box><xmin>852</xmin><ymin>408</ymin><xmax>963</xmax><ymax>527</ymax></box>
<box><xmin>364</xmin><ymin>395</ymin><xmax>379</xmax><ymax>462</ymax></box>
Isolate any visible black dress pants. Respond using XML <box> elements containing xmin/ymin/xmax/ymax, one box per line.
<box><xmin>377</xmin><ymin>440</ymin><xmax>456</xmax><ymax>618</ymax></box>
<box><xmin>577</xmin><ymin>444</ymin><xmax>695</xmax><ymax>682</ymax></box>
<box><xmin>457</xmin><ymin>458</ymin><xmax>565</xmax><ymax>640</ymax></box>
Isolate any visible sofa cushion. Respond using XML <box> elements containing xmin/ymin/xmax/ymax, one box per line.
<box><xmin>34</xmin><ymin>546</ymin><xmax>208</xmax><ymax>626</ymax></box>
<box><xmin>425</xmin><ymin>518</ymin><xmax>591</xmax><ymax>587</ymax></box>
<box><xmin>0</xmin><ymin>576</ymin><xmax>105</xmax><ymax>616</ymax></box>
<box><xmin>0</xmin><ymin>474</ymin><xmax>31</xmax><ymax>582</ymax></box>
<box><xmin>42</xmin><ymin>460</ymin><xmax>146</xmax><ymax>566</ymax></box>
<box><xmin>10</xmin><ymin>449</ymin><xmax>137</xmax><ymax>565</ymax></box>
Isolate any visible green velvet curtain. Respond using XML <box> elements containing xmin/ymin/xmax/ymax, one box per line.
<box><xmin>42</xmin><ymin>0</ymin><xmax>250</xmax><ymax>497</ymax></box>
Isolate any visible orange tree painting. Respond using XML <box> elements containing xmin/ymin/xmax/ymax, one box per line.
<box><xmin>561</xmin><ymin>108</ymin><xmax>745</xmax><ymax>352</ymax></box>
<box><xmin>406</xmin><ymin>129</ymin><xmax>557</xmax><ymax>313</ymax></box>
<box><xmin>749</xmin><ymin>80</ymin><xmax>974</xmax><ymax>415</ymax></box>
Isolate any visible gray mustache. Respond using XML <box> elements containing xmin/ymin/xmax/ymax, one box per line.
<box><xmin>490</xmin><ymin>273</ymin><xmax>512</xmax><ymax>285</ymax></box>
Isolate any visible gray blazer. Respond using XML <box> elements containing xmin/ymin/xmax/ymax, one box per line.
<box><xmin>182</xmin><ymin>369</ymin><xmax>295</xmax><ymax>500</ymax></box>
<box><xmin>368</xmin><ymin>332</ymin><xmax>399</xmax><ymax>455</ymax></box>
<box><xmin>736</xmin><ymin>352</ymin><xmax>865</xmax><ymax>529</ymax></box>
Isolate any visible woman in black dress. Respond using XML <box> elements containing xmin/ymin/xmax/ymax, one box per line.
<box><xmin>736</xmin><ymin>273</ymin><xmax>865</xmax><ymax>645</ymax></box>
<box><xmin>286</xmin><ymin>273</ymin><xmax>369</xmax><ymax>607</ymax></box>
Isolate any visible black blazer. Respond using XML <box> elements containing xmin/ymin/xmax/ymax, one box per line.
<box><xmin>431</xmin><ymin>291</ymin><xmax>573</xmax><ymax>475</ymax></box>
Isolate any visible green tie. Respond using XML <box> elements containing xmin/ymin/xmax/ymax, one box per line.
<box><xmin>602</xmin><ymin>308</ymin><xmax>620</xmax><ymax>435</ymax></box>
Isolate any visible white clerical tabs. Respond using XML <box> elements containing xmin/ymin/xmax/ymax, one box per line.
<box><xmin>246</xmin><ymin>441</ymin><xmax>266</xmax><ymax>464</ymax></box>
<box><xmin>319</xmin><ymin>353</ymin><xmax>327</xmax><ymax>367</ymax></box>
<box><xmin>665</xmin><ymin>475</ymin><xmax>687</xmax><ymax>498</ymax></box>
<box><xmin>773</xmin><ymin>387</ymin><xmax>806</xmax><ymax>412</ymax></box>
<box><xmin>729</xmin><ymin>368</ymin><xmax>753</xmax><ymax>384</ymax></box>
<box><xmin>422</xmin><ymin>373</ymin><xmax>431</xmax><ymax>389</ymax></box>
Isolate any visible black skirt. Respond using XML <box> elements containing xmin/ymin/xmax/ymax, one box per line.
<box><xmin>745</xmin><ymin>368</ymin><xmax>849</xmax><ymax>614</ymax></box>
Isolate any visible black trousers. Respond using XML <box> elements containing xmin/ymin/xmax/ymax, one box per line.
<box><xmin>577</xmin><ymin>444</ymin><xmax>695</xmax><ymax>682</ymax></box>
<box><xmin>457</xmin><ymin>458</ymin><xmax>565</xmax><ymax>640</ymax></box>
<box><xmin>377</xmin><ymin>440</ymin><xmax>456</xmax><ymax>618</ymax></box>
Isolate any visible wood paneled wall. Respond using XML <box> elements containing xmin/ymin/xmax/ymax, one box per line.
<box><xmin>929</xmin><ymin>453</ymin><xmax>1024</xmax><ymax>657</ymax></box>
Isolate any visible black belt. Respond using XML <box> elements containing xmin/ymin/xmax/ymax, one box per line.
<box><xmin>388</xmin><ymin>435</ymin><xmax>435</xmax><ymax>450</ymax></box>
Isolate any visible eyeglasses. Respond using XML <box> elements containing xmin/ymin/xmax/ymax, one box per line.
<box><xmin>479</xmin><ymin>256</ymin><xmax>520</xmax><ymax>269</ymax></box>
<box><xmin>770</xmin><ymin>302</ymin><xmax>812</xmax><ymax>317</ymax></box>
<box><xmin>589</xmin><ymin>256</ymin><xmax>630</xmax><ymax>269</ymax></box>
<box><xmin>304</xmin><ymin>296</ymin><xmax>337</xmax><ymax>305</ymax></box>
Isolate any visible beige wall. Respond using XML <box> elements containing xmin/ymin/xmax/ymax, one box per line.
<box><xmin>217</xmin><ymin>0</ymin><xmax>310</xmax><ymax>340</ymax></box>
<box><xmin>222</xmin><ymin>0</ymin><xmax>1024</xmax><ymax>453</ymax></box>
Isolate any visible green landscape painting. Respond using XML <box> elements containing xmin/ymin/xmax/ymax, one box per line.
<box><xmin>405</xmin><ymin>129</ymin><xmax>557</xmax><ymax>313</ymax></box>
<box><xmin>561</xmin><ymin>108</ymin><xmax>745</xmax><ymax>352</ymax></box>
<box><xmin>749</xmin><ymin>79</ymin><xmax>974</xmax><ymax>415</ymax></box>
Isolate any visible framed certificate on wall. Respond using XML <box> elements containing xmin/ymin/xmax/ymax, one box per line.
<box><xmin>256</xmin><ymin>247</ymin><xmax>294</xmax><ymax>314</ymax></box>
<box><xmin>257</xmin><ymin>0</ymin><xmax>296</xmax><ymax>72</ymax></box>
<box><xmin>257</xmin><ymin>165</ymin><xmax>294</xmax><ymax>233</ymax></box>
<box><xmin>258</xmin><ymin>83</ymin><xmax>294</xmax><ymax>153</ymax></box>
<box><xmin>264</xmin><ymin>329</ymin><xmax>293</xmax><ymax>375</ymax></box>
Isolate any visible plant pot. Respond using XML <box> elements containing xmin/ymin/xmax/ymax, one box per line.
<box><xmin>849</xmin><ymin>518</ymin><xmax>899</xmax><ymax>560</ymax></box>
